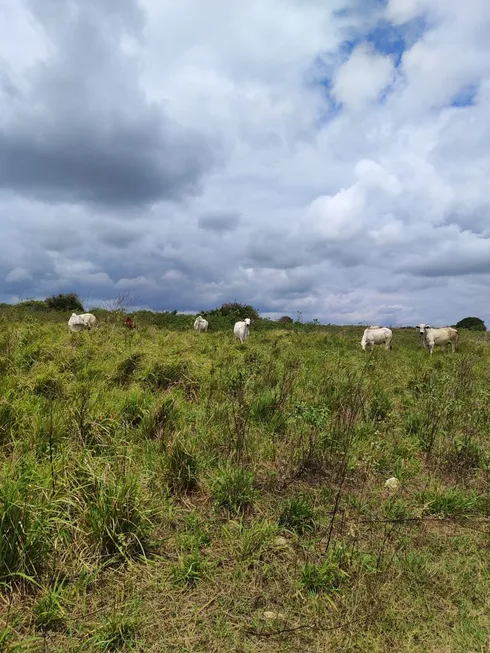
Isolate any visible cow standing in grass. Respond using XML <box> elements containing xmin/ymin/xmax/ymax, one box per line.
<box><xmin>68</xmin><ymin>313</ymin><xmax>87</xmax><ymax>332</ymax></box>
<box><xmin>194</xmin><ymin>316</ymin><xmax>209</xmax><ymax>333</ymax></box>
<box><xmin>417</xmin><ymin>324</ymin><xmax>458</xmax><ymax>354</ymax></box>
<box><xmin>124</xmin><ymin>316</ymin><xmax>135</xmax><ymax>329</ymax></box>
<box><xmin>234</xmin><ymin>318</ymin><xmax>251</xmax><ymax>343</ymax></box>
<box><xmin>79</xmin><ymin>313</ymin><xmax>96</xmax><ymax>329</ymax></box>
<box><xmin>361</xmin><ymin>326</ymin><xmax>392</xmax><ymax>351</ymax></box>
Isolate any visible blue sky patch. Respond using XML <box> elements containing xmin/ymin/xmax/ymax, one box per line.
<box><xmin>450</xmin><ymin>83</ymin><xmax>479</xmax><ymax>108</ymax></box>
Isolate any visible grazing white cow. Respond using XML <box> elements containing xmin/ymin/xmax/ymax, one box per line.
<box><xmin>79</xmin><ymin>313</ymin><xmax>97</xmax><ymax>329</ymax></box>
<box><xmin>68</xmin><ymin>313</ymin><xmax>87</xmax><ymax>333</ymax></box>
<box><xmin>361</xmin><ymin>326</ymin><xmax>393</xmax><ymax>351</ymax></box>
<box><xmin>417</xmin><ymin>324</ymin><xmax>458</xmax><ymax>355</ymax></box>
<box><xmin>194</xmin><ymin>315</ymin><xmax>209</xmax><ymax>333</ymax></box>
<box><xmin>234</xmin><ymin>318</ymin><xmax>251</xmax><ymax>344</ymax></box>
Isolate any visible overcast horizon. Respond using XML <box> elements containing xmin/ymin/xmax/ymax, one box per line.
<box><xmin>1</xmin><ymin>0</ymin><xmax>489</xmax><ymax>326</ymax></box>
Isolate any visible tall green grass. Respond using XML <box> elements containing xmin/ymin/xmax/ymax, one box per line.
<box><xmin>0</xmin><ymin>314</ymin><xmax>489</xmax><ymax>651</ymax></box>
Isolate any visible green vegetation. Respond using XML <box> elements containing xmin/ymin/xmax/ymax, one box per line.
<box><xmin>18</xmin><ymin>293</ymin><xmax>85</xmax><ymax>313</ymax></box>
<box><xmin>455</xmin><ymin>316</ymin><xmax>487</xmax><ymax>332</ymax></box>
<box><xmin>0</xmin><ymin>310</ymin><xmax>489</xmax><ymax>651</ymax></box>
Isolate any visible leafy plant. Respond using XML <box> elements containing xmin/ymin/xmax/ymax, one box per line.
<box><xmin>300</xmin><ymin>560</ymin><xmax>347</xmax><ymax>594</ymax></box>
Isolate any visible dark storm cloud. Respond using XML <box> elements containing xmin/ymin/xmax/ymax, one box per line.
<box><xmin>0</xmin><ymin>0</ymin><xmax>217</xmax><ymax>208</ymax></box>
<box><xmin>246</xmin><ymin>232</ymin><xmax>311</xmax><ymax>270</ymax></box>
<box><xmin>400</xmin><ymin>242</ymin><xmax>490</xmax><ymax>277</ymax></box>
<box><xmin>198</xmin><ymin>212</ymin><xmax>241</xmax><ymax>232</ymax></box>
<box><xmin>96</xmin><ymin>226</ymin><xmax>144</xmax><ymax>249</ymax></box>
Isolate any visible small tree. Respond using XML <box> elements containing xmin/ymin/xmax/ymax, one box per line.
<box><xmin>209</xmin><ymin>302</ymin><xmax>259</xmax><ymax>321</ymax></box>
<box><xmin>45</xmin><ymin>293</ymin><xmax>84</xmax><ymax>312</ymax></box>
<box><xmin>278</xmin><ymin>315</ymin><xmax>293</xmax><ymax>324</ymax></box>
<box><xmin>455</xmin><ymin>317</ymin><xmax>486</xmax><ymax>332</ymax></box>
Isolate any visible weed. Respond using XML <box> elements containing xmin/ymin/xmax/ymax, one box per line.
<box><xmin>172</xmin><ymin>551</ymin><xmax>207</xmax><ymax>588</ymax></box>
<box><xmin>88</xmin><ymin>607</ymin><xmax>141</xmax><ymax>651</ymax></box>
<box><xmin>140</xmin><ymin>396</ymin><xmax>178</xmax><ymax>441</ymax></box>
<box><xmin>120</xmin><ymin>392</ymin><xmax>150</xmax><ymax>428</ymax></box>
<box><xmin>421</xmin><ymin>488</ymin><xmax>482</xmax><ymax>518</ymax></box>
<box><xmin>279</xmin><ymin>497</ymin><xmax>317</xmax><ymax>535</ymax></box>
<box><xmin>85</xmin><ymin>475</ymin><xmax>154</xmax><ymax>561</ymax></box>
<box><xmin>165</xmin><ymin>440</ymin><xmax>199</xmax><ymax>494</ymax></box>
<box><xmin>114</xmin><ymin>353</ymin><xmax>144</xmax><ymax>386</ymax></box>
<box><xmin>300</xmin><ymin>560</ymin><xmax>347</xmax><ymax>594</ymax></box>
<box><xmin>369</xmin><ymin>387</ymin><xmax>392</xmax><ymax>421</ymax></box>
<box><xmin>211</xmin><ymin>466</ymin><xmax>256</xmax><ymax>515</ymax></box>
<box><xmin>33</xmin><ymin>372</ymin><xmax>65</xmax><ymax>400</ymax></box>
<box><xmin>34</xmin><ymin>578</ymin><xmax>67</xmax><ymax>631</ymax></box>
<box><xmin>144</xmin><ymin>361</ymin><xmax>187</xmax><ymax>390</ymax></box>
<box><xmin>0</xmin><ymin>471</ymin><xmax>52</xmax><ymax>586</ymax></box>
<box><xmin>238</xmin><ymin>519</ymin><xmax>278</xmax><ymax>562</ymax></box>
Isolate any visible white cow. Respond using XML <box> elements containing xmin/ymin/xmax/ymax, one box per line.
<box><xmin>234</xmin><ymin>318</ymin><xmax>251</xmax><ymax>343</ymax></box>
<box><xmin>79</xmin><ymin>313</ymin><xmax>97</xmax><ymax>329</ymax></box>
<box><xmin>417</xmin><ymin>324</ymin><xmax>458</xmax><ymax>355</ymax></box>
<box><xmin>68</xmin><ymin>313</ymin><xmax>88</xmax><ymax>333</ymax></box>
<box><xmin>361</xmin><ymin>326</ymin><xmax>393</xmax><ymax>351</ymax></box>
<box><xmin>194</xmin><ymin>315</ymin><xmax>209</xmax><ymax>333</ymax></box>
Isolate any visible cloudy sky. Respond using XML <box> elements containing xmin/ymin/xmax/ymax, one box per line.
<box><xmin>1</xmin><ymin>0</ymin><xmax>489</xmax><ymax>325</ymax></box>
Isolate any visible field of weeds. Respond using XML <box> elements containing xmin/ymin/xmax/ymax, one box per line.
<box><xmin>1</xmin><ymin>313</ymin><xmax>489</xmax><ymax>652</ymax></box>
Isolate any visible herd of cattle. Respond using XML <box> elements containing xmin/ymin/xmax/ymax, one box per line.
<box><xmin>67</xmin><ymin>313</ymin><xmax>460</xmax><ymax>354</ymax></box>
<box><xmin>360</xmin><ymin>324</ymin><xmax>459</xmax><ymax>354</ymax></box>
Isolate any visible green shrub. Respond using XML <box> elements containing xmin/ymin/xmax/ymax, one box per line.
<box><xmin>45</xmin><ymin>293</ymin><xmax>84</xmax><ymax>312</ymax></box>
<box><xmin>455</xmin><ymin>317</ymin><xmax>486</xmax><ymax>332</ymax></box>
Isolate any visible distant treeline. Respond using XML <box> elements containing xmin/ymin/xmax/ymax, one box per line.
<box><xmin>0</xmin><ymin>294</ymin><xmax>485</xmax><ymax>332</ymax></box>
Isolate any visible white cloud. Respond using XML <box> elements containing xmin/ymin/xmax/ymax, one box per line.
<box><xmin>332</xmin><ymin>45</ymin><xmax>395</xmax><ymax>110</ymax></box>
<box><xmin>0</xmin><ymin>0</ymin><xmax>489</xmax><ymax>327</ymax></box>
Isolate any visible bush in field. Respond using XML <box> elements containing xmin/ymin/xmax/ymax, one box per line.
<box><xmin>278</xmin><ymin>315</ymin><xmax>293</xmax><ymax>324</ymax></box>
<box><xmin>208</xmin><ymin>302</ymin><xmax>259</xmax><ymax>321</ymax></box>
<box><xmin>455</xmin><ymin>317</ymin><xmax>486</xmax><ymax>332</ymax></box>
<box><xmin>18</xmin><ymin>299</ymin><xmax>50</xmax><ymax>312</ymax></box>
<box><xmin>45</xmin><ymin>293</ymin><xmax>84</xmax><ymax>312</ymax></box>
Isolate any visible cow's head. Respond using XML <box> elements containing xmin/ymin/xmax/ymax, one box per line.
<box><xmin>416</xmin><ymin>323</ymin><xmax>429</xmax><ymax>336</ymax></box>
<box><xmin>244</xmin><ymin>318</ymin><xmax>251</xmax><ymax>326</ymax></box>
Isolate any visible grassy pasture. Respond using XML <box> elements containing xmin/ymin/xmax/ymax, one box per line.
<box><xmin>0</xmin><ymin>313</ymin><xmax>489</xmax><ymax>652</ymax></box>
